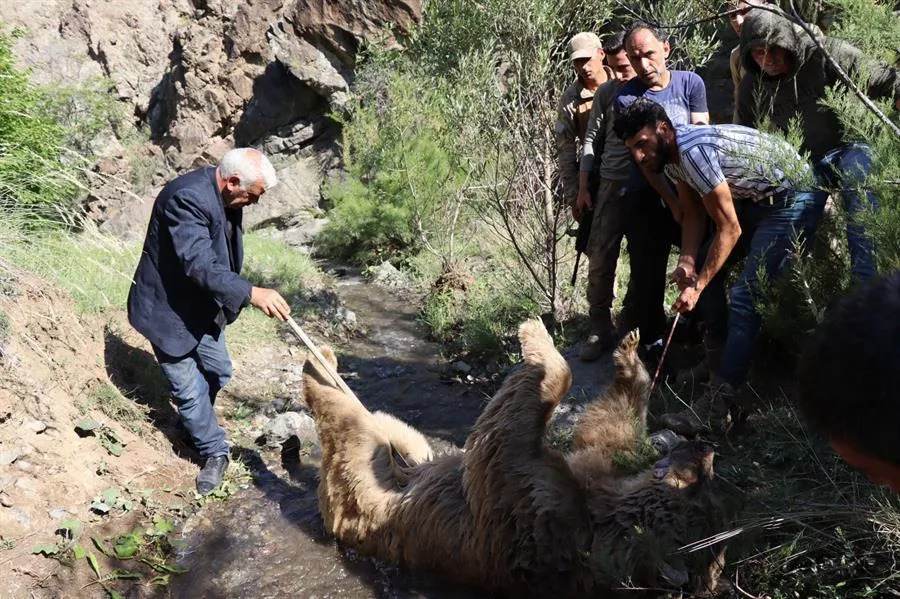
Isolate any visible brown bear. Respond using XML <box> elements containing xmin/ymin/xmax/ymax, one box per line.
<box><xmin>302</xmin><ymin>319</ymin><xmax>727</xmax><ymax>597</ymax></box>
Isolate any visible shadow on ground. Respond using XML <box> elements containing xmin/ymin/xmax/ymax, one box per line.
<box><xmin>103</xmin><ymin>327</ymin><xmax>203</xmax><ymax>464</ymax></box>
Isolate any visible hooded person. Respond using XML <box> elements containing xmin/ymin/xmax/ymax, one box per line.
<box><xmin>736</xmin><ymin>6</ymin><xmax>900</xmax><ymax>282</ymax></box>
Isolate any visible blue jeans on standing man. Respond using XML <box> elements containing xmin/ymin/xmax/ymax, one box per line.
<box><xmin>806</xmin><ymin>142</ymin><xmax>878</xmax><ymax>281</ymax></box>
<box><xmin>699</xmin><ymin>190</ymin><xmax>816</xmax><ymax>387</ymax></box>
<box><xmin>153</xmin><ymin>327</ymin><xmax>231</xmax><ymax>458</ymax></box>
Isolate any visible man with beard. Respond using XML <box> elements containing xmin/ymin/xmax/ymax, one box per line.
<box><xmin>614</xmin><ymin>98</ymin><xmax>816</xmax><ymax>435</ymax></box>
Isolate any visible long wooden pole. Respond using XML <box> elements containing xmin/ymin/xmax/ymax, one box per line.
<box><xmin>285</xmin><ymin>316</ymin><xmax>361</xmax><ymax>404</ymax></box>
<box><xmin>648</xmin><ymin>313</ymin><xmax>681</xmax><ymax>399</ymax></box>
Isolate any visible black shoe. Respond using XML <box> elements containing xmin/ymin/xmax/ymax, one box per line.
<box><xmin>579</xmin><ymin>331</ymin><xmax>616</xmax><ymax>362</ymax></box>
<box><xmin>196</xmin><ymin>455</ymin><xmax>229</xmax><ymax>495</ymax></box>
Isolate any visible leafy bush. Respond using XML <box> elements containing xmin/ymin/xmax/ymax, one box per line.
<box><xmin>754</xmin><ymin>3</ymin><xmax>900</xmax><ymax>342</ymax></box>
<box><xmin>319</xmin><ymin>62</ymin><xmax>473</xmax><ymax>265</ymax></box>
<box><xmin>423</xmin><ymin>274</ymin><xmax>538</xmax><ymax>355</ymax></box>
<box><xmin>41</xmin><ymin>76</ymin><xmax>133</xmax><ymax>156</ymax></box>
<box><xmin>0</xmin><ymin>28</ymin><xmax>78</xmax><ymax>224</ymax></box>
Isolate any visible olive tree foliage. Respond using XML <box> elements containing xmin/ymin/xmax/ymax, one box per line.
<box><xmin>327</xmin><ymin>0</ymin><xmax>717</xmax><ymax>323</ymax></box>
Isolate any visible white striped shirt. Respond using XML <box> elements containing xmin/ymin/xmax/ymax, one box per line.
<box><xmin>664</xmin><ymin>124</ymin><xmax>810</xmax><ymax>202</ymax></box>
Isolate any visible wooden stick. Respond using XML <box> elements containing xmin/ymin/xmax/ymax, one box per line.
<box><xmin>285</xmin><ymin>316</ymin><xmax>361</xmax><ymax>404</ymax></box>
<box><xmin>648</xmin><ymin>312</ymin><xmax>680</xmax><ymax>399</ymax></box>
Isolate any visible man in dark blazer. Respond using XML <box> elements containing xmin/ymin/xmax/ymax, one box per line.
<box><xmin>128</xmin><ymin>147</ymin><xmax>290</xmax><ymax>494</ymax></box>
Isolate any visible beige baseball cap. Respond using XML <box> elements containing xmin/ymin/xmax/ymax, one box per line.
<box><xmin>568</xmin><ymin>32</ymin><xmax>602</xmax><ymax>61</ymax></box>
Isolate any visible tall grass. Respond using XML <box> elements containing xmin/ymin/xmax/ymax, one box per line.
<box><xmin>230</xmin><ymin>234</ymin><xmax>330</xmax><ymax>351</ymax></box>
<box><xmin>653</xmin><ymin>381</ymin><xmax>900</xmax><ymax>597</ymax></box>
<box><xmin>0</xmin><ymin>213</ymin><xmax>327</xmax><ymax>355</ymax></box>
<box><xmin>0</xmin><ymin>214</ymin><xmax>138</xmax><ymax>313</ymax></box>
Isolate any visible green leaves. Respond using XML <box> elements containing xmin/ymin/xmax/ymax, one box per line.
<box><xmin>113</xmin><ymin>534</ymin><xmax>139</xmax><ymax>560</ymax></box>
<box><xmin>74</xmin><ymin>419</ymin><xmax>127</xmax><ymax>457</ymax></box>
<box><xmin>0</xmin><ymin>29</ymin><xmax>78</xmax><ymax>225</ymax></box>
<box><xmin>75</xmin><ymin>418</ymin><xmax>102</xmax><ymax>435</ymax></box>
<box><xmin>57</xmin><ymin>518</ymin><xmax>81</xmax><ymax>538</ymax></box>
<box><xmin>90</xmin><ymin>487</ymin><xmax>133</xmax><ymax>515</ymax></box>
<box><xmin>99</xmin><ymin>427</ymin><xmax>126</xmax><ymax>457</ymax></box>
<box><xmin>30</xmin><ymin>543</ymin><xmax>60</xmax><ymax>556</ymax></box>
<box><xmin>85</xmin><ymin>519</ymin><xmax>188</xmax><ymax>591</ymax></box>
<box><xmin>86</xmin><ymin>550</ymin><xmax>102</xmax><ymax>577</ymax></box>
<box><xmin>152</xmin><ymin>517</ymin><xmax>174</xmax><ymax>535</ymax></box>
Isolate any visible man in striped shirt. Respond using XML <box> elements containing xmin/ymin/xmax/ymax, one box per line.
<box><xmin>614</xmin><ymin>98</ymin><xmax>816</xmax><ymax>435</ymax></box>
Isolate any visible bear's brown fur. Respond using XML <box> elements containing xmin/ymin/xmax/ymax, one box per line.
<box><xmin>302</xmin><ymin>319</ymin><xmax>726</xmax><ymax>597</ymax></box>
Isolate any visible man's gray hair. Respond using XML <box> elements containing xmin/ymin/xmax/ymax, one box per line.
<box><xmin>218</xmin><ymin>148</ymin><xmax>278</xmax><ymax>190</ymax></box>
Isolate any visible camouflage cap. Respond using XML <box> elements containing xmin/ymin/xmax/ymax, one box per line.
<box><xmin>568</xmin><ymin>32</ymin><xmax>602</xmax><ymax>61</ymax></box>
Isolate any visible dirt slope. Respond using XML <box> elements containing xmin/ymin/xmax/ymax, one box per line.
<box><xmin>0</xmin><ymin>273</ymin><xmax>195</xmax><ymax>598</ymax></box>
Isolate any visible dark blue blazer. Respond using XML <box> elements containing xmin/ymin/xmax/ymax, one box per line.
<box><xmin>128</xmin><ymin>167</ymin><xmax>252</xmax><ymax>357</ymax></box>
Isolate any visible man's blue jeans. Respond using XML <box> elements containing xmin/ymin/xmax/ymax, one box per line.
<box><xmin>153</xmin><ymin>328</ymin><xmax>231</xmax><ymax>458</ymax></box>
<box><xmin>807</xmin><ymin>143</ymin><xmax>878</xmax><ymax>282</ymax></box>
<box><xmin>699</xmin><ymin>191</ymin><xmax>816</xmax><ymax>387</ymax></box>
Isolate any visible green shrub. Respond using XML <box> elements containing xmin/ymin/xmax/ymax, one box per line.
<box><xmin>0</xmin><ymin>28</ymin><xmax>78</xmax><ymax>224</ymax></box>
<box><xmin>423</xmin><ymin>275</ymin><xmax>538</xmax><ymax>355</ymax></box>
<box><xmin>41</xmin><ymin>76</ymin><xmax>133</xmax><ymax>155</ymax></box>
<box><xmin>319</xmin><ymin>63</ymin><xmax>473</xmax><ymax>265</ymax></box>
<box><xmin>736</xmin><ymin>2</ymin><xmax>900</xmax><ymax>345</ymax></box>
<box><xmin>318</xmin><ymin>172</ymin><xmax>417</xmax><ymax>264</ymax></box>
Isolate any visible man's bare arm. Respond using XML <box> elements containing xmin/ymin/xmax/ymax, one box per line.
<box><xmin>674</xmin><ymin>182</ymin><xmax>704</xmax><ymax>287</ymax></box>
<box><xmin>674</xmin><ymin>181</ymin><xmax>741</xmax><ymax>313</ymax></box>
<box><xmin>690</xmin><ymin>111</ymin><xmax>710</xmax><ymax>125</ymax></box>
<box><xmin>695</xmin><ymin>182</ymin><xmax>741</xmax><ymax>290</ymax></box>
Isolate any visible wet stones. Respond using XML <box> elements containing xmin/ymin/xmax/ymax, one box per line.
<box><xmin>260</xmin><ymin>411</ymin><xmax>319</xmax><ymax>449</ymax></box>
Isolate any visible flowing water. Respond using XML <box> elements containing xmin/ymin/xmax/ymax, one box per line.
<box><xmin>171</xmin><ymin>267</ymin><xmax>492</xmax><ymax>598</ymax></box>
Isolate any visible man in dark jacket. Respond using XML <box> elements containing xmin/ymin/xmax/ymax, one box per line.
<box><xmin>736</xmin><ymin>7</ymin><xmax>900</xmax><ymax>281</ymax></box>
<box><xmin>128</xmin><ymin>147</ymin><xmax>290</xmax><ymax>494</ymax></box>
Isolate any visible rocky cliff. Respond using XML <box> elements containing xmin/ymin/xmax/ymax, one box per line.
<box><xmin>0</xmin><ymin>0</ymin><xmax>421</xmax><ymax>239</ymax></box>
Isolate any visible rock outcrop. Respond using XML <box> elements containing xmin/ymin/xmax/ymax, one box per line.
<box><xmin>0</xmin><ymin>0</ymin><xmax>422</xmax><ymax>238</ymax></box>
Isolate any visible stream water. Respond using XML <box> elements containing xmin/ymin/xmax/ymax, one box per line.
<box><xmin>171</xmin><ymin>268</ymin><xmax>492</xmax><ymax>598</ymax></box>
